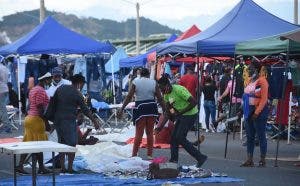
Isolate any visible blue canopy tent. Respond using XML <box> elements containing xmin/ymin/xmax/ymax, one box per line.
<box><xmin>0</xmin><ymin>16</ymin><xmax>116</xmax><ymax>126</ymax></box>
<box><xmin>156</xmin><ymin>0</ymin><xmax>299</xmax><ymax>56</ymax></box>
<box><xmin>0</xmin><ymin>16</ymin><xmax>115</xmax><ymax>55</ymax></box>
<box><xmin>119</xmin><ymin>34</ymin><xmax>177</xmax><ymax>68</ymax></box>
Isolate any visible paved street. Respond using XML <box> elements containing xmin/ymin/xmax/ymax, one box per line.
<box><xmin>1</xmin><ymin>127</ymin><xmax>300</xmax><ymax>186</ymax></box>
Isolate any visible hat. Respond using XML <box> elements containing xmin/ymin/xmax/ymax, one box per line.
<box><xmin>52</xmin><ymin>67</ymin><xmax>63</xmax><ymax>76</ymax></box>
<box><xmin>70</xmin><ymin>74</ymin><xmax>86</xmax><ymax>83</ymax></box>
<box><xmin>38</xmin><ymin>72</ymin><xmax>52</xmax><ymax>81</ymax></box>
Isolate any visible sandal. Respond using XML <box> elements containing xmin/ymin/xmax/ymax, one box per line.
<box><xmin>258</xmin><ymin>160</ymin><xmax>266</xmax><ymax>167</ymax></box>
<box><xmin>240</xmin><ymin>160</ymin><xmax>254</xmax><ymax>167</ymax></box>
<box><xmin>15</xmin><ymin>167</ymin><xmax>30</xmax><ymax>175</ymax></box>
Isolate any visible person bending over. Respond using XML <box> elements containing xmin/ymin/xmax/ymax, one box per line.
<box><xmin>156</xmin><ymin>76</ymin><xmax>207</xmax><ymax>167</ymax></box>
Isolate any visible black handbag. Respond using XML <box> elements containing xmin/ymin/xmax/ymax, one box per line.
<box><xmin>44</xmin><ymin>91</ymin><xmax>57</xmax><ymax>122</ymax></box>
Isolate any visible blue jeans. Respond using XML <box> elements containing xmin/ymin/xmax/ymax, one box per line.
<box><xmin>245</xmin><ymin>106</ymin><xmax>268</xmax><ymax>157</ymax></box>
<box><xmin>170</xmin><ymin>114</ymin><xmax>206</xmax><ymax>162</ymax></box>
<box><xmin>204</xmin><ymin>100</ymin><xmax>216</xmax><ymax>129</ymax></box>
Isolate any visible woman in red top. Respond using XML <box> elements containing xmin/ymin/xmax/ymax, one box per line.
<box><xmin>16</xmin><ymin>73</ymin><xmax>52</xmax><ymax>174</ymax></box>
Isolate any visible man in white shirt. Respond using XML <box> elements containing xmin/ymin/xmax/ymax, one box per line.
<box><xmin>46</xmin><ymin>67</ymin><xmax>71</xmax><ymax>98</ymax></box>
<box><xmin>0</xmin><ymin>57</ymin><xmax>11</xmax><ymax>133</ymax></box>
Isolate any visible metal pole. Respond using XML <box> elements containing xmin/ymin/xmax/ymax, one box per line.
<box><xmin>224</xmin><ymin>56</ymin><xmax>237</xmax><ymax>158</ymax></box>
<box><xmin>13</xmin><ymin>154</ymin><xmax>17</xmax><ymax>186</ymax></box>
<box><xmin>275</xmin><ymin>42</ymin><xmax>291</xmax><ymax>167</ymax></box>
<box><xmin>52</xmin><ymin>152</ymin><xmax>55</xmax><ymax>186</ymax></box>
<box><xmin>40</xmin><ymin>0</ymin><xmax>45</xmax><ymax>23</ymax></box>
<box><xmin>136</xmin><ymin>2</ymin><xmax>140</xmax><ymax>55</ymax></box>
<box><xmin>17</xmin><ymin>56</ymin><xmax>22</xmax><ymax>126</ymax></box>
<box><xmin>287</xmin><ymin>92</ymin><xmax>292</xmax><ymax>144</ymax></box>
<box><xmin>196</xmin><ymin>55</ymin><xmax>201</xmax><ymax>151</ymax></box>
<box><xmin>295</xmin><ymin>0</ymin><xmax>298</xmax><ymax>24</ymax></box>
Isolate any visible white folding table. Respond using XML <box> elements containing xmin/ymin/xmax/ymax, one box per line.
<box><xmin>0</xmin><ymin>141</ymin><xmax>77</xmax><ymax>186</ymax></box>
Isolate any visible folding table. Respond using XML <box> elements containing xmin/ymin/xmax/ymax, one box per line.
<box><xmin>0</xmin><ymin>141</ymin><xmax>77</xmax><ymax>186</ymax></box>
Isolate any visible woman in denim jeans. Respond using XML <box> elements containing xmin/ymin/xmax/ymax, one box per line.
<box><xmin>202</xmin><ymin>76</ymin><xmax>217</xmax><ymax>132</ymax></box>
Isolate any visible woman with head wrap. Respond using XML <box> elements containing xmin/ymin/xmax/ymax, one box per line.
<box><xmin>241</xmin><ymin>61</ymin><xmax>269</xmax><ymax>167</ymax></box>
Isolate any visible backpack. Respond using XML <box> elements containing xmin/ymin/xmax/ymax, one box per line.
<box><xmin>233</xmin><ymin>66</ymin><xmax>244</xmax><ymax>98</ymax></box>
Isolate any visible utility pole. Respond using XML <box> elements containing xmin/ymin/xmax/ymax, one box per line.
<box><xmin>295</xmin><ymin>0</ymin><xmax>298</xmax><ymax>24</ymax></box>
<box><xmin>136</xmin><ymin>2</ymin><xmax>140</xmax><ymax>55</ymax></box>
<box><xmin>40</xmin><ymin>0</ymin><xmax>46</xmax><ymax>23</ymax></box>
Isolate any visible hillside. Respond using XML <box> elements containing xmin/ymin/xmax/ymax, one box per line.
<box><xmin>0</xmin><ymin>9</ymin><xmax>181</xmax><ymax>46</ymax></box>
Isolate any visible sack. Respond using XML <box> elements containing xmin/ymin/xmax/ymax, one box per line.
<box><xmin>148</xmin><ymin>162</ymin><xmax>179</xmax><ymax>179</ymax></box>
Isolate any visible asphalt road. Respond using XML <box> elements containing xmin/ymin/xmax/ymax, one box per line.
<box><xmin>1</xmin><ymin>127</ymin><xmax>300</xmax><ymax>186</ymax></box>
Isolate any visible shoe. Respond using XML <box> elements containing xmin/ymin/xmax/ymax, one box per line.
<box><xmin>196</xmin><ymin>155</ymin><xmax>207</xmax><ymax>168</ymax></box>
<box><xmin>240</xmin><ymin>160</ymin><xmax>254</xmax><ymax>167</ymax></box>
<box><xmin>147</xmin><ymin>156</ymin><xmax>153</xmax><ymax>160</ymax></box>
<box><xmin>258</xmin><ymin>160</ymin><xmax>266</xmax><ymax>167</ymax></box>
<box><xmin>15</xmin><ymin>167</ymin><xmax>29</xmax><ymax>175</ymax></box>
<box><xmin>205</xmin><ymin>129</ymin><xmax>210</xmax><ymax>133</ymax></box>
<box><xmin>242</xmin><ymin>141</ymin><xmax>247</xmax><ymax>146</ymax></box>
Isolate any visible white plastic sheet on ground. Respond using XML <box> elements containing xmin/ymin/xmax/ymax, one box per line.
<box><xmin>76</xmin><ymin>142</ymin><xmax>150</xmax><ymax>173</ymax></box>
<box><xmin>93</xmin><ymin>125</ymin><xmax>145</xmax><ymax>143</ymax></box>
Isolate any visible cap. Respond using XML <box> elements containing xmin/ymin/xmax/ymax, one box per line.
<box><xmin>52</xmin><ymin>67</ymin><xmax>63</xmax><ymax>76</ymax></box>
<box><xmin>38</xmin><ymin>72</ymin><xmax>52</xmax><ymax>81</ymax></box>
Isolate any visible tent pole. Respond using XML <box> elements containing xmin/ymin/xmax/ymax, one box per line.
<box><xmin>224</xmin><ymin>55</ymin><xmax>237</xmax><ymax>158</ymax></box>
<box><xmin>275</xmin><ymin>42</ymin><xmax>291</xmax><ymax>167</ymax></box>
<box><xmin>17</xmin><ymin>55</ymin><xmax>22</xmax><ymax>126</ymax></box>
<box><xmin>110</xmin><ymin>53</ymin><xmax>118</xmax><ymax>131</ymax></box>
<box><xmin>196</xmin><ymin>54</ymin><xmax>201</xmax><ymax>151</ymax></box>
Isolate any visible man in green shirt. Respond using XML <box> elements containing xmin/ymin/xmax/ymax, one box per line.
<box><xmin>156</xmin><ymin>75</ymin><xmax>207</xmax><ymax>168</ymax></box>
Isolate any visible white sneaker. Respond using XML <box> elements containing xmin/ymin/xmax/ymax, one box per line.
<box><xmin>205</xmin><ymin>129</ymin><xmax>210</xmax><ymax>133</ymax></box>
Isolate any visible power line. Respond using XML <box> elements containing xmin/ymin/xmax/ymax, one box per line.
<box><xmin>118</xmin><ymin>0</ymin><xmax>135</xmax><ymax>5</ymax></box>
<box><xmin>140</xmin><ymin>0</ymin><xmax>156</xmax><ymax>6</ymax></box>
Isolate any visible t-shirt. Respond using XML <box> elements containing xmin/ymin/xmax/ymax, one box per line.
<box><xmin>46</xmin><ymin>79</ymin><xmax>71</xmax><ymax>98</ymax></box>
<box><xmin>132</xmin><ymin>77</ymin><xmax>156</xmax><ymax>101</ymax></box>
<box><xmin>202</xmin><ymin>84</ymin><xmax>217</xmax><ymax>101</ymax></box>
<box><xmin>54</xmin><ymin>85</ymin><xmax>90</xmax><ymax>121</ymax></box>
<box><xmin>28</xmin><ymin>85</ymin><xmax>49</xmax><ymax>116</ymax></box>
<box><xmin>164</xmin><ymin>85</ymin><xmax>198</xmax><ymax>116</ymax></box>
<box><xmin>179</xmin><ymin>74</ymin><xmax>198</xmax><ymax>98</ymax></box>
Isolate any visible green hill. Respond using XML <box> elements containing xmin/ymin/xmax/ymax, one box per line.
<box><xmin>0</xmin><ymin>9</ymin><xmax>181</xmax><ymax>45</ymax></box>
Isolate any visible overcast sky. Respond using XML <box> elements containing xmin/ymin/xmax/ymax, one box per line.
<box><xmin>0</xmin><ymin>0</ymin><xmax>296</xmax><ymax>31</ymax></box>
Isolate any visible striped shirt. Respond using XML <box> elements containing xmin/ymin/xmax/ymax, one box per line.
<box><xmin>28</xmin><ymin>85</ymin><xmax>49</xmax><ymax>116</ymax></box>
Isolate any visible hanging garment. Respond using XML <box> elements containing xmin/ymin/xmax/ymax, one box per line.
<box><xmin>269</xmin><ymin>67</ymin><xmax>286</xmax><ymax>99</ymax></box>
<box><xmin>289</xmin><ymin>61</ymin><xmax>300</xmax><ymax>86</ymax></box>
<box><xmin>276</xmin><ymin>80</ymin><xmax>293</xmax><ymax>125</ymax></box>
